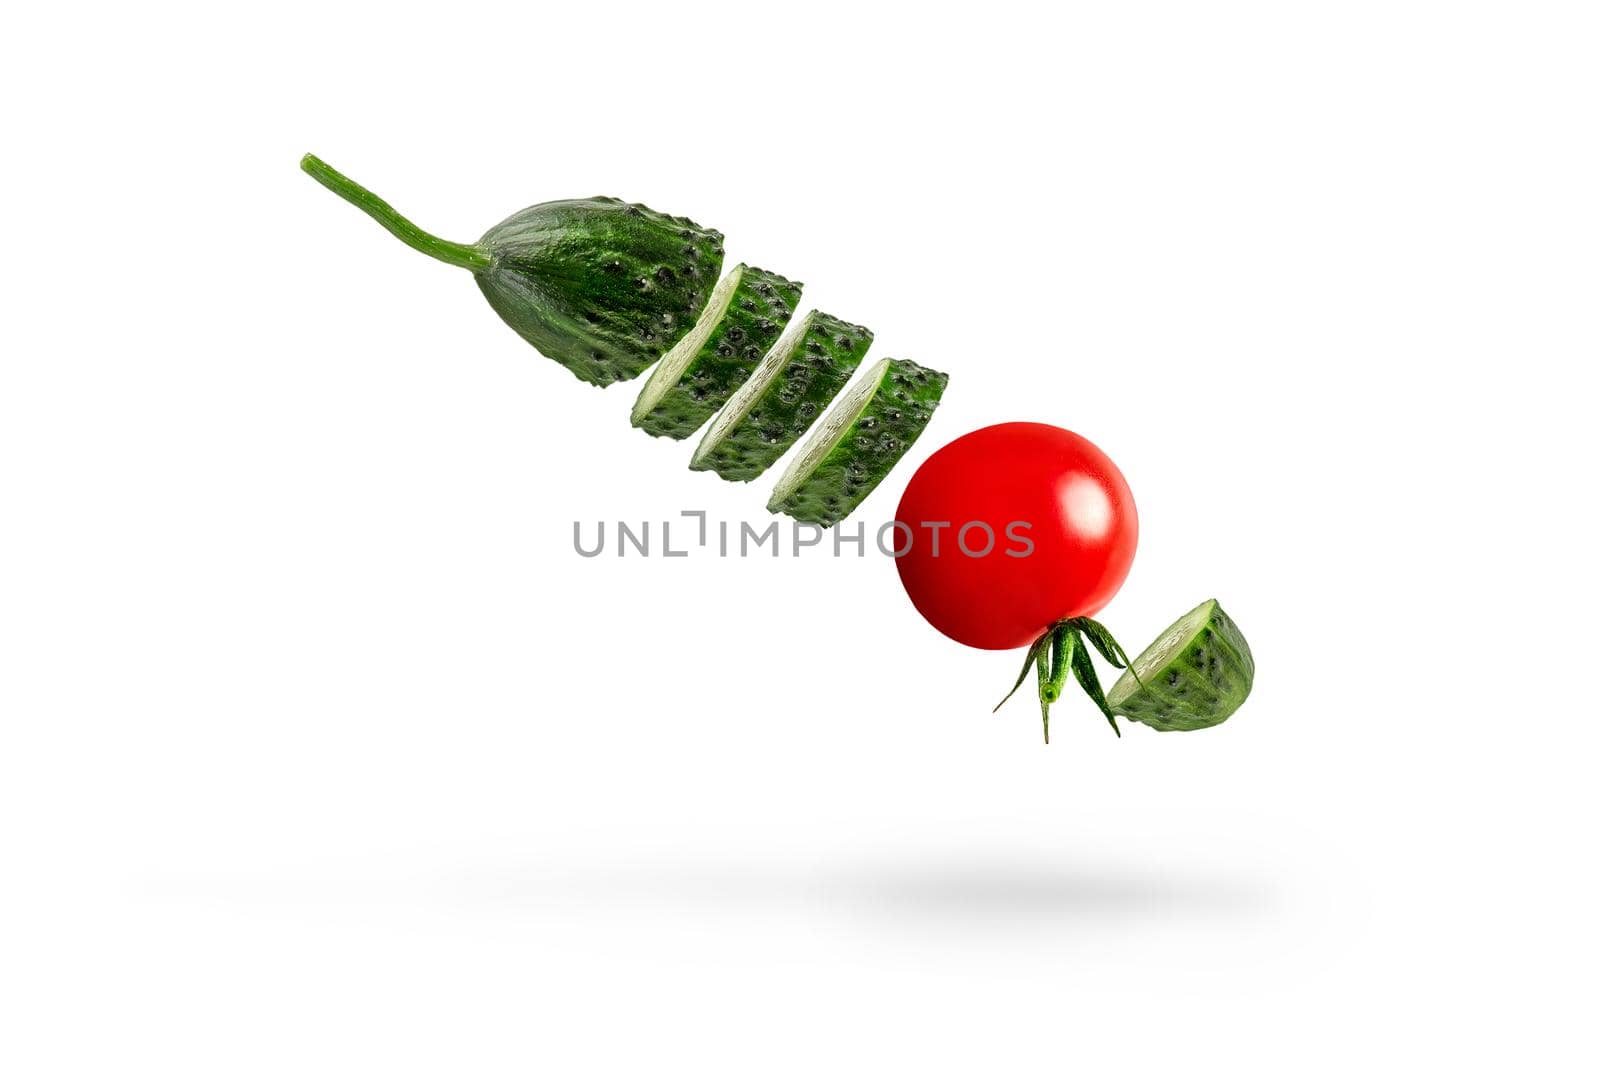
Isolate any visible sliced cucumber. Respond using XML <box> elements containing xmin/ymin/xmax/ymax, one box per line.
<box><xmin>1107</xmin><ymin>599</ymin><xmax>1255</xmax><ymax>731</ymax></box>
<box><xmin>767</xmin><ymin>357</ymin><xmax>948</xmax><ymax>527</ymax></box>
<box><xmin>631</xmin><ymin>264</ymin><xmax>802</xmax><ymax>439</ymax></box>
<box><xmin>690</xmin><ymin>310</ymin><xmax>872</xmax><ymax>481</ymax></box>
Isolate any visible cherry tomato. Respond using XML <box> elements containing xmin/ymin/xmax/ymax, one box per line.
<box><xmin>894</xmin><ymin>422</ymin><xmax>1138</xmax><ymax>650</ymax></box>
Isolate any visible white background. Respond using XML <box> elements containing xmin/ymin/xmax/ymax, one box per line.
<box><xmin>3</xmin><ymin>2</ymin><xmax>1597</xmax><ymax>1064</ymax></box>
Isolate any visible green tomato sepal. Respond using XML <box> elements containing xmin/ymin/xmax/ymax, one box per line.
<box><xmin>993</xmin><ymin>617</ymin><xmax>1144</xmax><ymax>743</ymax></box>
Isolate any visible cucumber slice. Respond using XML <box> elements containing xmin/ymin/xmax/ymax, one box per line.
<box><xmin>690</xmin><ymin>310</ymin><xmax>872</xmax><ymax>482</ymax></box>
<box><xmin>767</xmin><ymin>357</ymin><xmax>948</xmax><ymax>527</ymax></box>
<box><xmin>631</xmin><ymin>264</ymin><xmax>802</xmax><ymax>439</ymax></box>
<box><xmin>1107</xmin><ymin>599</ymin><xmax>1255</xmax><ymax>732</ymax></box>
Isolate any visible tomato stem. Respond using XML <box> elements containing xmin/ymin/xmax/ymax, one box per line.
<box><xmin>1035</xmin><ymin>647</ymin><xmax>1051</xmax><ymax>743</ymax></box>
<box><xmin>994</xmin><ymin>617</ymin><xmax>1133</xmax><ymax>743</ymax></box>
<box><xmin>1043</xmin><ymin>628</ymin><xmax>1071</xmax><ymax>702</ymax></box>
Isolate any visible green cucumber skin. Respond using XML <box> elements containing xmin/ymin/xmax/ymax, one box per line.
<box><xmin>475</xmin><ymin>197</ymin><xmax>725</xmax><ymax>387</ymax></box>
<box><xmin>1111</xmin><ymin>603</ymin><xmax>1255</xmax><ymax>732</ymax></box>
<box><xmin>690</xmin><ymin>313</ymin><xmax>872</xmax><ymax>481</ymax></box>
<box><xmin>634</xmin><ymin>267</ymin><xmax>802</xmax><ymax>439</ymax></box>
<box><xmin>770</xmin><ymin>359</ymin><xmax>948</xmax><ymax>527</ymax></box>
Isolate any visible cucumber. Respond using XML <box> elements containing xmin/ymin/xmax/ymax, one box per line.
<box><xmin>300</xmin><ymin>156</ymin><xmax>724</xmax><ymax>388</ymax></box>
<box><xmin>690</xmin><ymin>310</ymin><xmax>872</xmax><ymax>482</ymax></box>
<box><xmin>1107</xmin><ymin>599</ymin><xmax>1255</xmax><ymax>731</ymax></box>
<box><xmin>767</xmin><ymin>357</ymin><xmax>948</xmax><ymax>526</ymax></box>
<box><xmin>476</xmin><ymin>197</ymin><xmax>725</xmax><ymax>386</ymax></box>
<box><xmin>631</xmin><ymin>264</ymin><xmax>802</xmax><ymax>439</ymax></box>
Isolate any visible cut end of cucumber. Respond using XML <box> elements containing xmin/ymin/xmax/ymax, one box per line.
<box><xmin>1107</xmin><ymin>599</ymin><xmax>1255</xmax><ymax>731</ymax></box>
<box><xmin>767</xmin><ymin>358</ymin><xmax>890</xmax><ymax>507</ymax></box>
<box><xmin>766</xmin><ymin>357</ymin><xmax>946</xmax><ymax>525</ymax></box>
<box><xmin>631</xmin><ymin>264</ymin><xmax>745</xmax><ymax>424</ymax></box>
<box><xmin>1107</xmin><ymin>600</ymin><xmax>1218</xmax><ymax>705</ymax></box>
<box><xmin>690</xmin><ymin>309</ymin><xmax>818</xmax><ymax>470</ymax></box>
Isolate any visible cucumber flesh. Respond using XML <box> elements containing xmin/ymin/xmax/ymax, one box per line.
<box><xmin>1107</xmin><ymin>599</ymin><xmax>1255</xmax><ymax>731</ymax></box>
<box><xmin>631</xmin><ymin>264</ymin><xmax>802</xmax><ymax>439</ymax></box>
<box><xmin>769</xmin><ymin>361</ymin><xmax>886</xmax><ymax>503</ymax></box>
<box><xmin>767</xmin><ymin>357</ymin><xmax>947</xmax><ymax>527</ymax></box>
<box><xmin>632</xmin><ymin>266</ymin><xmax>742</xmax><ymax>419</ymax></box>
<box><xmin>690</xmin><ymin>309</ymin><xmax>871</xmax><ymax>481</ymax></box>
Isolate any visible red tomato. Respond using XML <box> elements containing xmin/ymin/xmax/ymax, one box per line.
<box><xmin>894</xmin><ymin>422</ymin><xmax>1138</xmax><ymax>650</ymax></box>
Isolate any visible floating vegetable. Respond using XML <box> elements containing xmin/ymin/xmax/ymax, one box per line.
<box><xmin>299</xmin><ymin>154</ymin><xmax>724</xmax><ymax>386</ymax></box>
<box><xmin>632</xmin><ymin>264</ymin><xmax>802</xmax><ymax>438</ymax></box>
<box><xmin>691</xmin><ymin>310</ymin><xmax>872</xmax><ymax>482</ymax></box>
<box><xmin>769</xmin><ymin>358</ymin><xmax>947</xmax><ymax>526</ymax></box>
<box><xmin>1106</xmin><ymin>599</ymin><xmax>1255</xmax><ymax>731</ymax></box>
<box><xmin>895</xmin><ymin>422</ymin><xmax>1139</xmax><ymax>650</ymax></box>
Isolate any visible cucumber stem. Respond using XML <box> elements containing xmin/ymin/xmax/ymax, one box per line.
<box><xmin>300</xmin><ymin>154</ymin><xmax>492</xmax><ymax>272</ymax></box>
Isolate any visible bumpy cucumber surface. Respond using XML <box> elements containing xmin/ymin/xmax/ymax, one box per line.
<box><xmin>767</xmin><ymin>357</ymin><xmax>947</xmax><ymax>526</ymax></box>
<box><xmin>476</xmin><ymin>197</ymin><xmax>725</xmax><ymax>387</ymax></box>
<box><xmin>690</xmin><ymin>310</ymin><xmax>872</xmax><ymax>482</ymax></box>
<box><xmin>1107</xmin><ymin>599</ymin><xmax>1255</xmax><ymax>731</ymax></box>
<box><xmin>631</xmin><ymin>264</ymin><xmax>802</xmax><ymax>439</ymax></box>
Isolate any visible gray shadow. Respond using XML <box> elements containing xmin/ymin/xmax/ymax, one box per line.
<box><xmin>450</xmin><ymin>852</ymin><xmax>1277</xmax><ymax>928</ymax></box>
<box><xmin>827</xmin><ymin>860</ymin><xmax>1271</xmax><ymax>920</ymax></box>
